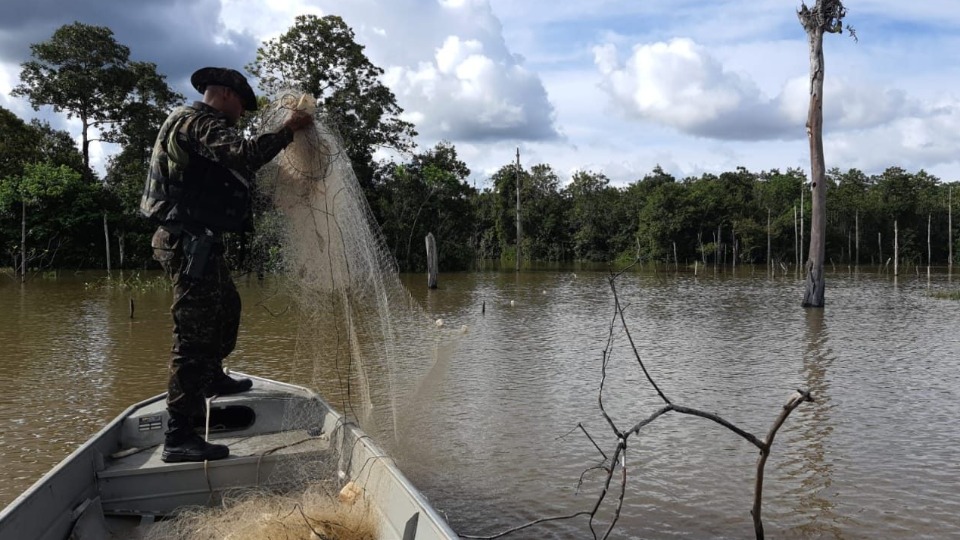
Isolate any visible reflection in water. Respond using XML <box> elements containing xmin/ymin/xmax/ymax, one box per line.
<box><xmin>784</xmin><ymin>309</ymin><xmax>842</xmax><ymax>537</ymax></box>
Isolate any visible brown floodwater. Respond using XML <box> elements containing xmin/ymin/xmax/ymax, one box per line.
<box><xmin>1</xmin><ymin>268</ymin><xmax>958</xmax><ymax>538</ymax></box>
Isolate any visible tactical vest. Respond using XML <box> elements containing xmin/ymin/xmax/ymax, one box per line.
<box><xmin>140</xmin><ymin>106</ymin><xmax>252</xmax><ymax>233</ymax></box>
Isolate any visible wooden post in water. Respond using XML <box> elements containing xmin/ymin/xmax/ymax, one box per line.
<box><xmin>767</xmin><ymin>208</ymin><xmax>771</xmax><ymax>276</ymax></box>
<box><xmin>800</xmin><ymin>184</ymin><xmax>805</xmax><ymax>274</ymax></box>
<box><xmin>794</xmin><ymin>204</ymin><xmax>799</xmax><ymax>270</ymax></box>
<box><xmin>855</xmin><ymin>209</ymin><xmax>860</xmax><ymax>266</ymax></box>
<box><xmin>426</xmin><ymin>232</ymin><xmax>438</xmax><ymax>289</ymax></box>
<box><xmin>515</xmin><ymin>148</ymin><xmax>521</xmax><ymax>272</ymax></box>
<box><xmin>950</xmin><ymin>187</ymin><xmax>954</xmax><ymax>272</ymax></box>
<box><xmin>894</xmin><ymin>221</ymin><xmax>899</xmax><ymax>276</ymax></box>
<box><xmin>878</xmin><ymin>232</ymin><xmax>882</xmax><ymax>269</ymax></box>
<box><xmin>20</xmin><ymin>199</ymin><xmax>26</xmax><ymax>283</ymax></box>
<box><xmin>732</xmin><ymin>225</ymin><xmax>737</xmax><ymax>271</ymax></box>
<box><xmin>846</xmin><ymin>229</ymin><xmax>851</xmax><ymax>269</ymax></box>
<box><xmin>715</xmin><ymin>225</ymin><xmax>721</xmax><ymax>268</ymax></box>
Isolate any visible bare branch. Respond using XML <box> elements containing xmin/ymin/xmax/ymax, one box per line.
<box><xmin>669</xmin><ymin>404</ymin><xmax>765</xmax><ymax>449</ymax></box>
<box><xmin>459</xmin><ymin>511</ymin><xmax>592</xmax><ymax>540</ymax></box>
<box><xmin>461</xmin><ymin>270</ymin><xmax>814</xmax><ymax>540</ymax></box>
<box><xmin>609</xmin><ymin>275</ymin><xmax>671</xmax><ymax>404</ymax></box>
<box><xmin>627</xmin><ymin>405</ymin><xmax>672</xmax><ymax>434</ymax></box>
<box><xmin>752</xmin><ymin>390</ymin><xmax>814</xmax><ymax>539</ymax></box>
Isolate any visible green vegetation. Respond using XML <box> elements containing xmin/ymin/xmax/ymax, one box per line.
<box><xmin>2</xmin><ymin>19</ymin><xmax>958</xmax><ymax>276</ymax></box>
<box><xmin>83</xmin><ymin>271</ymin><xmax>169</xmax><ymax>292</ymax></box>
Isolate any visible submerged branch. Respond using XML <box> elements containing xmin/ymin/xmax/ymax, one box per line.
<box><xmin>458</xmin><ymin>511</ymin><xmax>592</xmax><ymax>540</ymax></box>
<box><xmin>752</xmin><ymin>389</ymin><xmax>815</xmax><ymax>539</ymax></box>
<box><xmin>461</xmin><ymin>269</ymin><xmax>814</xmax><ymax>539</ymax></box>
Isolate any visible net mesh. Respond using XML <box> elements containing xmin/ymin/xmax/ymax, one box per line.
<box><xmin>145</xmin><ymin>91</ymin><xmax>459</xmax><ymax>538</ymax></box>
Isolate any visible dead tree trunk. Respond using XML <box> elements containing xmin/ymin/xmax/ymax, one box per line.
<box><xmin>20</xmin><ymin>200</ymin><xmax>26</xmax><ymax>283</ymax></box>
<box><xmin>118</xmin><ymin>231</ymin><xmax>126</xmax><ymax>269</ymax></box>
<box><xmin>425</xmin><ymin>232</ymin><xmax>438</xmax><ymax>289</ymax></box>
<box><xmin>878</xmin><ymin>232</ymin><xmax>882</xmax><ymax>267</ymax></box>
<box><xmin>103</xmin><ymin>212</ymin><xmax>111</xmax><ymax>273</ymax></box>
<box><xmin>798</xmin><ymin>0</ymin><xmax>849</xmax><ymax>307</ymax></box>
<box><xmin>894</xmin><ymin>220</ymin><xmax>899</xmax><ymax>276</ymax></box>
<box><xmin>794</xmin><ymin>205</ymin><xmax>799</xmax><ymax>269</ymax></box>
<box><xmin>515</xmin><ymin>148</ymin><xmax>521</xmax><ymax>272</ymax></box>
<box><xmin>767</xmin><ymin>208</ymin><xmax>772</xmax><ymax>275</ymax></box>
<box><xmin>800</xmin><ymin>186</ymin><xmax>805</xmax><ymax>274</ymax></box>
<box><xmin>855</xmin><ymin>209</ymin><xmax>860</xmax><ymax>266</ymax></box>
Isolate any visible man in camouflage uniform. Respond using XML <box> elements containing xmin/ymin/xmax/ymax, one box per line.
<box><xmin>142</xmin><ymin>67</ymin><xmax>312</xmax><ymax>462</ymax></box>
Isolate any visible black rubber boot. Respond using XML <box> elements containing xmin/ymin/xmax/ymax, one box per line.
<box><xmin>162</xmin><ymin>414</ymin><xmax>229</xmax><ymax>462</ymax></box>
<box><xmin>207</xmin><ymin>371</ymin><xmax>253</xmax><ymax>396</ymax></box>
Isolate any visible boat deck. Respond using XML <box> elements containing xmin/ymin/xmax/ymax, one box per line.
<box><xmin>102</xmin><ymin>429</ymin><xmax>331</xmax><ymax>475</ymax></box>
<box><xmin>0</xmin><ymin>374</ymin><xmax>458</xmax><ymax>540</ymax></box>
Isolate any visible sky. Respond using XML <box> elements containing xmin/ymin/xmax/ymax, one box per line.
<box><xmin>1</xmin><ymin>0</ymin><xmax>959</xmax><ymax>187</ymax></box>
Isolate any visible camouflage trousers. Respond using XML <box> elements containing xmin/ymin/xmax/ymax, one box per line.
<box><xmin>152</xmin><ymin>226</ymin><xmax>241</xmax><ymax>419</ymax></box>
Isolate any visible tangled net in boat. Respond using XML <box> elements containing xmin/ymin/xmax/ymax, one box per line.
<box><xmin>145</xmin><ymin>486</ymin><xmax>377</xmax><ymax>540</ymax></box>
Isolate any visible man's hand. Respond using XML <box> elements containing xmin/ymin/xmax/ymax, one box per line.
<box><xmin>284</xmin><ymin>110</ymin><xmax>314</xmax><ymax>132</ymax></box>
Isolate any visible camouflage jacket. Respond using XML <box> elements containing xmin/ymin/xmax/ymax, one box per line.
<box><xmin>140</xmin><ymin>101</ymin><xmax>294</xmax><ymax>233</ymax></box>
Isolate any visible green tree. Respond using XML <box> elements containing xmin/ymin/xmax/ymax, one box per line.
<box><xmin>756</xmin><ymin>168</ymin><xmax>807</xmax><ymax>265</ymax></box>
<box><xmin>872</xmin><ymin>167</ymin><xmax>941</xmax><ymax>266</ymax></box>
<box><xmin>0</xmin><ymin>162</ymin><xmax>85</xmax><ymax>278</ymax></box>
<box><xmin>105</xmin><ymin>61</ymin><xmax>183</xmax><ymax>267</ymax></box>
<box><xmin>564</xmin><ymin>170</ymin><xmax>616</xmax><ymax>261</ymax></box>
<box><xmin>0</xmin><ymin>109</ymin><xmax>100</xmax><ymax>270</ymax></box>
<box><xmin>0</xmin><ymin>108</ymin><xmax>39</xmax><ymax>181</ymax></box>
<box><xmin>12</xmin><ymin>22</ymin><xmax>136</xmax><ymax>168</ymax></box>
<box><xmin>487</xmin><ymin>162</ymin><xmax>530</xmax><ymax>262</ymax></box>
<box><xmin>249</xmin><ymin>15</ymin><xmax>417</xmax><ymax>193</ymax></box>
<box><xmin>12</xmin><ymin>22</ymin><xmax>159</xmax><ymax>271</ymax></box>
<box><xmin>828</xmin><ymin>167</ymin><xmax>870</xmax><ymax>263</ymax></box>
<box><xmin>373</xmin><ymin>142</ymin><xmax>475</xmax><ymax>271</ymax></box>
<box><xmin>636</xmin><ymin>179</ymin><xmax>689</xmax><ymax>263</ymax></box>
<box><xmin>719</xmin><ymin>167</ymin><xmax>760</xmax><ymax>264</ymax></box>
<box><xmin>522</xmin><ymin>164</ymin><xmax>570</xmax><ymax>260</ymax></box>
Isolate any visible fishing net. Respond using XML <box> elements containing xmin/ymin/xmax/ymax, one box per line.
<box><xmin>145</xmin><ymin>91</ymin><xmax>460</xmax><ymax>539</ymax></box>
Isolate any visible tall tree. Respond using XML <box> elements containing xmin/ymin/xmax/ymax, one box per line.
<box><xmin>248</xmin><ymin>15</ymin><xmax>417</xmax><ymax>193</ymax></box>
<box><xmin>523</xmin><ymin>164</ymin><xmax>569</xmax><ymax>260</ymax></box>
<box><xmin>12</xmin><ymin>22</ymin><xmax>144</xmax><ymax>272</ymax></box>
<box><xmin>564</xmin><ymin>170</ymin><xmax>617</xmax><ymax>261</ymax></box>
<box><xmin>373</xmin><ymin>142</ymin><xmax>474</xmax><ymax>271</ymax></box>
<box><xmin>0</xmin><ymin>107</ymin><xmax>39</xmax><ymax>181</ymax></box>
<box><xmin>12</xmin><ymin>22</ymin><xmax>134</xmax><ymax>168</ymax></box>
<box><xmin>797</xmin><ymin>1</ymin><xmax>852</xmax><ymax>307</ymax></box>
<box><xmin>105</xmin><ymin>61</ymin><xmax>183</xmax><ymax>267</ymax></box>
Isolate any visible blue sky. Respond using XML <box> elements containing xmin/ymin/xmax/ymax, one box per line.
<box><xmin>1</xmin><ymin>0</ymin><xmax>958</xmax><ymax>186</ymax></box>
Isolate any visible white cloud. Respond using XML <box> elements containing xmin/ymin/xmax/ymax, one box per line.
<box><xmin>386</xmin><ymin>35</ymin><xmax>557</xmax><ymax>141</ymax></box>
<box><xmin>828</xmin><ymin>96</ymin><xmax>960</xmax><ymax>177</ymax></box>
<box><xmin>219</xmin><ymin>0</ymin><xmax>559</xmax><ymax>142</ymax></box>
<box><xmin>597</xmin><ymin>39</ymin><xmax>745</xmax><ymax>127</ymax></box>
<box><xmin>2</xmin><ymin>0</ymin><xmax>959</xmax><ymax>185</ymax></box>
<box><xmin>594</xmin><ymin>38</ymin><xmax>794</xmax><ymax>140</ymax></box>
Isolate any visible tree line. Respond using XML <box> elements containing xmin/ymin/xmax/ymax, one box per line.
<box><xmin>1</xmin><ymin>18</ymin><xmax>957</xmax><ymax>277</ymax></box>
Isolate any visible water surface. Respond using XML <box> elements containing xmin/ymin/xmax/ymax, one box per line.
<box><xmin>1</xmin><ymin>268</ymin><xmax>957</xmax><ymax>538</ymax></box>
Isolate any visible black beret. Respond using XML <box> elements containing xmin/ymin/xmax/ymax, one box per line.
<box><xmin>190</xmin><ymin>67</ymin><xmax>258</xmax><ymax>112</ymax></box>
